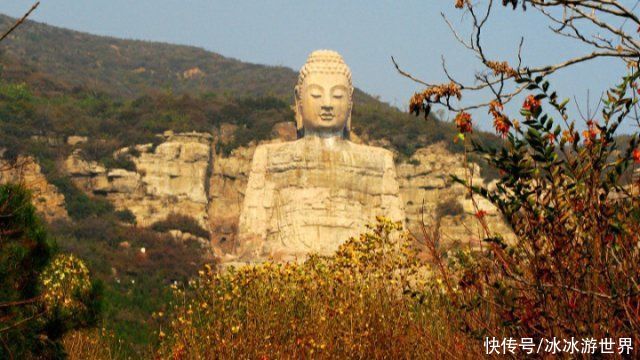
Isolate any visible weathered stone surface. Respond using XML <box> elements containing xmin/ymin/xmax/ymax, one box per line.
<box><xmin>222</xmin><ymin>50</ymin><xmax>407</xmax><ymax>263</ymax></box>
<box><xmin>210</xmin><ymin>140</ymin><xmax>513</xmax><ymax>261</ymax></box>
<box><xmin>235</xmin><ymin>136</ymin><xmax>405</xmax><ymax>262</ymax></box>
<box><xmin>271</xmin><ymin>121</ymin><xmax>297</xmax><ymax>141</ymax></box>
<box><xmin>135</xmin><ymin>133</ymin><xmax>211</xmax><ymax>205</ymax></box>
<box><xmin>67</xmin><ymin>136</ymin><xmax>88</xmax><ymax>146</ymax></box>
<box><xmin>65</xmin><ymin>150</ymin><xmax>106</xmax><ymax>177</ymax></box>
<box><xmin>0</xmin><ymin>156</ymin><xmax>68</xmax><ymax>221</ymax></box>
<box><xmin>64</xmin><ymin>132</ymin><xmax>213</xmax><ymax>228</ymax></box>
<box><xmin>208</xmin><ymin>49</ymin><xmax>512</xmax><ymax>262</ymax></box>
<box><xmin>208</xmin><ymin>144</ymin><xmax>255</xmax><ymax>254</ymax></box>
<box><xmin>396</xmin><ymin>142</ymin><xmax>512</xmax><ymax>246</ymax></box>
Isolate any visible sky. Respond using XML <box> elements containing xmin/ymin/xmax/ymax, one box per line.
<box><xmin>0</xmin><ymin>1</ymin><xmax>635</xmax><ymax>133</ymax></box>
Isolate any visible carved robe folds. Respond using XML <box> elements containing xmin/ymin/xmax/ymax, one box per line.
<box><xmin>237</xmin><ymin>136</ymin><xmax>404</xmax><ymax>262</ymax></box>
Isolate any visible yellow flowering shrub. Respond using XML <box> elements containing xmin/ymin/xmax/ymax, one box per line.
<box><xmin>40</xmin><ymin>254</ymin><xmax>92</xmax><ymax>317</ymax></box>
<box><xmin>158</xmin><ymin>217</ymin><xmax>480</xmax><ymax>359</ymax></box>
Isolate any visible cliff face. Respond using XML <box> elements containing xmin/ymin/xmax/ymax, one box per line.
<box><xmin>0</xmin><ymin>156</ymin><xmax>68</xmax><ymax>221</ymax></box>
<box><xmin>209</xmin><ymin>139</ymin><xmax>511</xmax><ymax>258</ymax></box>
<box><xmin>208</xmin><ymin>145</ymin><xmax>255</xmax><ymax>254</ymax></box>
<box><xmin>2</xmin><ymin>125</ymin><xmax>511</xmax><ymax>259</ymax></box>
<box><xmin>64</xmin><ymin>131</ymin><xmax>213</xmax><ymax>227</ymax></box>
<box><xmin>396</xmin><ymin>143</ymin><xmax>512</xmax><ymax>246</ymax></box>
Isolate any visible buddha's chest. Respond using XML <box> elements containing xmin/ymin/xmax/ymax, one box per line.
<box><xmin>264</xmin><ymin>144</ymin><xmax>387</xmax><ymax>192</ymax></box>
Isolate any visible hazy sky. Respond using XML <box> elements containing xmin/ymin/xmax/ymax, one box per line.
<box><xmin>0</xmin><ymin>1</ymin><xmax>634</xmax><ymax>132</ymax></box>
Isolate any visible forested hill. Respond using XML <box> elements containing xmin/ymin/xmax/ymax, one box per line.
<box><xmin>0</xmin><ymin>14</ymin><xmax>383</xmax><ymax>105</ymax></box>
<box><xmin>0</xmin><ymin>13</ymin><xmax>501</xmax><ymax>165</ymax></box>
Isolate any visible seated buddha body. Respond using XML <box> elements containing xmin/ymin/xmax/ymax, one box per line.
<box><xmin>235</xmin><ymin>50</ymin><xmax>404</xmax><ymax>262</ymax></box>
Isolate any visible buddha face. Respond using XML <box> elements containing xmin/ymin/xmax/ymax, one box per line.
<box><xmin>297</xmin><ymin>72</ymin><xmax>352</xmax><ymax>136</ymax></box>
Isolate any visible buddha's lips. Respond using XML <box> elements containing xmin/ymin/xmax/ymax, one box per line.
<box><xmin>320</xmin><ymin>113</ymin><xmax>334</xmax><ymax>121</ymax></box>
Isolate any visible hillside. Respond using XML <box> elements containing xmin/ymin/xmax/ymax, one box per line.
<box><xmin>0</xmin><ymin>13</ymin><xmax>503</xmax><ymax>165</ymax></box>
<box><xmin>0</xmin><ymin>13</ymin><xmax>383</xmax><ymax>106</ymax></box>
<box><xmin>0</xmin><ymin>14</ymin><xmax>293</xmax><ymax>98</ymax></box>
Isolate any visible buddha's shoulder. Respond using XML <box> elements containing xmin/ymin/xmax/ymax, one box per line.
<box><xmin>346</xmin><ymin>142</ymin><xmax>394</xmax><ymax>159</ymax></box>
<box><xmin>252</xmin><ymin>138</ymin><xmax>394</xmax><ymax>164</ymax></box>
<box><xmin>251</xmin><ymin>141</ymin><xmax>296</xmax><ymax>157</ymax></box>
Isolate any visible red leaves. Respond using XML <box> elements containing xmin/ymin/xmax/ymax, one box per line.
<box><xmin>633</xmin><ymin>148</ymin><xmax>640</xmax><ymax>164</ymax></box>
<box><xmin>568</xmin><ymin>294</ymin><xmax>578</xmax><ymax>310</ymax></box>
<box><xmin>490</xmin><ymin>100</ymin><xmax>511</xmax><ymax>138</ymax></box>
<box><xmin>522</xmin><ymin>95</ymin><xmax>541</xmax><ymax>113</ymax></box>
<box><xmin>474</xmin><ymin>210</ymin><xmax>488</xmax><ymax>220</ymax></box>
<box><xmin>410</xmin><ymin>82</ymin><xmax>462</xmax><ymax>119</ymax></box>
<box><xmin>454</xmin><ymin>111</ymin><xmax>473</xmax><ymax>134</ymax></box>
<box><xmin>493</xmin><ymin>117</ymin><xmax>511</xmax><ymax>137</ymax></box>
<box><xmin>582</xmin><ymin>120</ymin><xmax>601</xmax><ymax>147</ymax></box>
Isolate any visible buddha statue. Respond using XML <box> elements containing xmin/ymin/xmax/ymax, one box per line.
<box><xmin>234</xmin><ymin>50</ymin><xmax>404</xmax><ymax>262</ymax></box>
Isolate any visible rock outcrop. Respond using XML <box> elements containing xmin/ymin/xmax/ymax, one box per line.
<box><xmin>209</xmin><ymin>140</ymin><xmax>511</xmax><ymax>258</ymax></box>
<box><xmin>0</xmin><ymin>156</ymin><xmax>68</xmax><ymax>221</ymax></box>
<box><xmin>65</xmin><ymin>131</ymin><xmax>213</xmax><ymax>227</ymax></box>
<box><xmin>208</xmin><ymin>145</ymin><xmax>255</xmax><ymax>254</ymax></box>
<box><xmin>397</xmin><ymin>143</ymin><xmax>512</xmax><ymax>247</ymax></box>
<box><xmin>55</xmin><ymin>125</ymin><xmax>511</xmax><ymax>261</ymax></box>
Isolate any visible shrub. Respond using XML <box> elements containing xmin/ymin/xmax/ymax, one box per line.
<box><xmin>62</xmin><ymin>328</ymin><xmax>128</xmax><ymax>360</ymax></box>
<box><xmin>115</xmin><ymin>209</ymin><xmax>137</xmax><ymax>224</ymax></box>
<box><xmin>158</xmin><ymin>218</ymin><xmax>481</xmax><ymax>358</ymax></box>
<box><xmin>0</xmin><ymin>184</ymin><xmax>101</xmax><ymax>359</ymax></box>
<box><xmin>434</xmin><ymin>71</ymin><xmax>640</xmax><ymax>352</ymax></box>
<box><xmin>101</xmin><ymin>154</ymin><xmax>136</xmax><ymax>172</ymax></box>
<box><xmin>435</xmin><ymin>198</ymin><xmax>464</xmax><ymax>218</ymax></box>
<box><xmin>71</xmin><ymin>216</ymin><xmax>121</xmax><ymax>246</ymax></box>
<box><xmin>151</xmin><ymin>213</ymin><xmax>210</xmax><ymax>239</ymax></box>
<box><xmin>50</xmin><ymin>176</ymin><xmax>115</xmax><ymax>220</ymax></box>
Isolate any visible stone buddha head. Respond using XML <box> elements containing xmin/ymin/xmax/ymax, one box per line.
<box><xmin>295</xmin><ymin>50</ymin><xmax>354</xmax><ymax>139</ymax></box>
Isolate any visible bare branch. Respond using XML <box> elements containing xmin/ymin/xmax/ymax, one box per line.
<box><xmin>441</xmin><ymin>56</ymin><xmax>464</xmax><ymax>88</ymax></box>
<box><xmin>441</xmin><ymin>12</ymin><xmax>475</xmax><ymax>52</ymax></box>
<box><xmin>391</xmin><ymin>56</ymin><xmax>434</xmax><ymax>87</ymax></box>
<box><xmin>397</xmin><ymin>0</ymin><xmax>640</xmax><ymax>117</ymax></box>
<box><xmin>0</xmin><ymin>2</ymin><xmax>40</xmax><ymax>43</ymax></box>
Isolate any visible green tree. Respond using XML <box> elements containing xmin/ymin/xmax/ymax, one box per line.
<box><xmin>0</xmin><ymin>184</ymin><xmax>102</xmax><ymax>359</ymax></box>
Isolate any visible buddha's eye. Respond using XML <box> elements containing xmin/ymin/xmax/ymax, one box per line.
<box><xmin>333</xmin><ymin>93</ymin><xmax>343</xmax><ymax>99</ymax></box>
<box><xmin>310</xmin><ymin>90</ymin><xmax>322</xmax><ymax>98</ymax></box>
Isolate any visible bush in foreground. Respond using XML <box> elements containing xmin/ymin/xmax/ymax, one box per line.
<box><xmin>157</xmin><ymin>218</ymin><xmax>480</xmax><ymax>359</ymax></box>
<box><xmin>437</xmin><ymin>71</ymin><xmax>640</xmax><ymax>354</ymax></box>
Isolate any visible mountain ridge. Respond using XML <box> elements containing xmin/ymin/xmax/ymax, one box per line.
<box><xmin>0</xmin><ymin>13</ymin><xmax>382</xmax><ymax>105</ymax></box>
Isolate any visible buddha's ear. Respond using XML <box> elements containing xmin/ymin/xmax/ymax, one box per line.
<box><xmin>345</xmin><ymin>106</ymin><xmax>352</xmax><ymax>140</ymax></box>
<box><xmin>344</xmin><ymin>87</ymin><xmax>354</xmax><ymax>140</ymax></box>
<box><xmin>294</xmin><ymin>86</ymin><xmax>304</xmax><ymax>136</ymax></box>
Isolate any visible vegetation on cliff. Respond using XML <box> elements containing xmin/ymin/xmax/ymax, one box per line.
<box><xmin>0</xmin><ymin>13</ymin><xmax>501</xmax><ymax>168</ymax></box>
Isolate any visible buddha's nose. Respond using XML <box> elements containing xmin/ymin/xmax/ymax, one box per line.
<box><xmin>321</xmin><ymin>105</ymin><xmax>333</xmax><ymax>112</ymax></box>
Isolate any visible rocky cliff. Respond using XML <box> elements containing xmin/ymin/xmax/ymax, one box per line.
<box><xmin>0</xmin><ymin>155</ymin><xmax>68</xmax><ymax>221</ymax></box>
<box><xmin>397</xmin><ymin>143</ymin><xmax>512</xmax><ymax>247</ymax></box>
<box><xmin>1</xmin><ymin>124</ymin><xmax>512</xmax><ymax>259</ymax></box>
<box><xmin>64</xmin><ymin>131</ymin><xmax>212</xmax><ymax>227</ymax></box>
